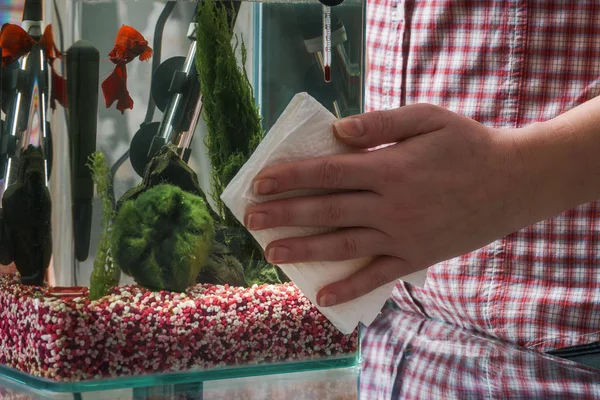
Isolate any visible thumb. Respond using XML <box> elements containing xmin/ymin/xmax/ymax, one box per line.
<box><xmin>333</xmin><ymin>104</ymin><xmax>451</xmax><ymax>148</ymax></box>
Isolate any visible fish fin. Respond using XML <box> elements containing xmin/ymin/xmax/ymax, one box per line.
<box><xmin>53</xmin><ymin>44</ymin><xmax>62</xmax><ymax>60</ymax></box>
<box><xmin>101</xmin><ymin>65</ymin><xmax>124</xmax><ymax>108</ymax></box>
<box><xmin>50</xmin><ymin>67</ymin><xmax>67</xmax><ymax>110</ymax></box>
<box><xmin>41</xmin><ymin>25</ymin><xmax>62</xmax><ymax>60</ymax></box>
<box><xmin>115</xmin><ymin>64</ymin><xmax>133</xmax><ymax>113</ymax></box>
<box><xmin>116</xmin><ymin>90</ymin><xmax>134</xmax><ymax>114</ymax></box>
<box><xmin>139</xmin><ymin>46</ymin><xmax>153</xmax><ymax>62</ymax></box>
<box><xmin>109</xmin><ymin>45</ymin><xmax>126</xmax><ymax>63</ymax></box>
<box><xmin>101</xmin><ymin>64</ymin><xmax>133</xmax><ymax>113</ymax></box>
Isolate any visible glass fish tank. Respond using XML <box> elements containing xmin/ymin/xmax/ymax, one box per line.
<box><xmin>0</xmin><ymin>0</ymin><xmax>364</xmax><ymax>393</ymax></box>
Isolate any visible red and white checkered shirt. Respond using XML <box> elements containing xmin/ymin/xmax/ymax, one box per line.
<box><xmin>361</xmin><ymin>303</ymin><xmax>600</xmax><ymax>399</ymax></box>
<box><xmin>365</xmin><ymin>0</ymin><xmax>600</xmax><ymax>353</ymax></box>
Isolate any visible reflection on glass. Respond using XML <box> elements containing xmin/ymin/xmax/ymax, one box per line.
<box><xmin>362</xmin><ymin>302</ymin><xmax>600</xmax><ymax>399</ymax></box>
<box><xmin>0</xmin><ymin>0</ymin><xmax>365</xmax><ymax>393</ymax></box>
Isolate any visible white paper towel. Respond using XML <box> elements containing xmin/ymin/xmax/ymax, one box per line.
<box><xmin>221</xmin><ymin>92</ymin><xmax>397</xmax><ymax>334</ymax></box>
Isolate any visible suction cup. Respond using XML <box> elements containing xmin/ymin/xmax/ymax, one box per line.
<box><xmin>130</xmin><ymin>122</ymin><xmax>160</xmax><ymax>177</ymax></box>
<box><xmin>297</xmin><ymin>10</ymin><xmax>344</xmax><ymax>45</ymax></box>
<box><xmin>151</xmin><ymin>56</ymin><xmax>185</xmax><ymax>113</ymax></box>
<box><xmin>319</xmin><ymin>0</ymin><xmax>344</xmax><ymax>5</ymax></box>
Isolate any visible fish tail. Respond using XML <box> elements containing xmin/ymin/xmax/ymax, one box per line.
<box><xmin>101</xmin><ymin>65</ymin><xmax>122</xmax><ymax>108</ymax></box>
<box><xmin>53</xmin><ymin>44</ymin><xmax>62</xmax><ymax>59</ymax></box>
<box><xmin>101</xmin><ymin>64</ymin><xmax>133</xmax><ymax>113</ymax></box>
<box><xmin>115</xmin><ymin>64</ymin><xmax>133</xmax><ymax>113</ymax></box>
<box><xmin>139</xmin><ymin>46</ymin><xmax>153</xmax><ymax>62</ymax></box>
<box><xmin>50</xmin><ymin>67</ymin><xmax>67</xmax><ymax>110</ymax></box>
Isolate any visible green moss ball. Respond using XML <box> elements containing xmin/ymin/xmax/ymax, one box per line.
<box><xmin>111</xmin><ymin>184</ymin><xmax>214</xmax><ymax>292</ymax></box>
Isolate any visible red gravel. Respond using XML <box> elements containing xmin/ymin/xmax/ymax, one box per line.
<box><xmin>0</xmin><ymin>275</ymin><xmax>358</xmax><ymax>382</ymax></box>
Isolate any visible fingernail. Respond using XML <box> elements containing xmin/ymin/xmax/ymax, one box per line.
<box><xmin>253</xmin><ymin>178</ymin><xmax>278</xmax><ymax>195</ymax></box>
<box><xmin>334</xmin><ymin>118</ymin><xmax>364</xmax><ymax>138</ymax></box>
<box><xmin>246</xmin><ymin>213</ymin><xmax>268</xmax><ymax>230</ymax></box>
<box><xmin>318</xmin><ymin>292</ymin><xmax>338</xmax><ymax>307</ymax></box>
<box><xmin>266</xmin><ymin>246</ymin><xmax>291</xmax><ymax>263</ymax></box>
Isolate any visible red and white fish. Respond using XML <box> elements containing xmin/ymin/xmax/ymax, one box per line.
<box><xmin>101</xmin><ymin>25</ymin><xmax>153</xmax><ymax>114</ymax></box>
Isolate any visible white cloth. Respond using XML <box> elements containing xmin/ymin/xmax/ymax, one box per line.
<box><xmin>221</xmin><ymin>92</ymin><xmax>397</xmax><ymax>334</ymax></box>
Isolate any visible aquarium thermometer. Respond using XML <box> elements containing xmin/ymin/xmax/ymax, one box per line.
<box><xmin>322</xmin><ymin>4</ymin><xmax>332</xmax><ymax>83</ymax></box>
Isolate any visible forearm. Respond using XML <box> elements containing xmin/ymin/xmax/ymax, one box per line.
<box><xmin>519</xmin><ymin>95</ymin><xmax>600</xmax><ymax>221</ymax></box>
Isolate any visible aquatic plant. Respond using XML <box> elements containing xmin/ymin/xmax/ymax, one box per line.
<box><xmin>108</xmin><ymin>0</ymin><xmax>287</xmax><ymax>291</ymax></box>
<box><xmin>113</xmin><ymin>145</ymin><xmax>247</xmax><ymax>290</ymax></box>
<box><xmin>116</xmin><ymin>145</ymin><xmax>246</xmax><ymax>288</ymax></box>
<box><xmin>195</xmin><ymin>0</ymin><xmax>287</xmax><ymax>285</ymax></box>
<box><xmin>112</xmin><ymin>184</ymin><xmax>214</xmax><ymax>292</ymax></box>
<box><xmin>87</xmin><ymin>152</ymin><xmax>120</xmax><ymax>300</ymax></box>
<box><xmin>195</xmin><ymin>0</ymin><xmax>262</xmax><ymax>223</ymax></box>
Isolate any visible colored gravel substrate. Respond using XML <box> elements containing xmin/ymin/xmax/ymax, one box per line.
<box><xmin>0</xmin><ymin>275</ymin><xmax>358</xmax><ymax>382</ymax></box>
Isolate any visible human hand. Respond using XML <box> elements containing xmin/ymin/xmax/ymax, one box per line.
<box><xmin>243</xmin><ymin>104</ymin><xmax>558</xmax><ymax>307</ymax></box>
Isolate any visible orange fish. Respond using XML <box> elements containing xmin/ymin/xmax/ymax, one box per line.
<box><xmin>40</xmin><ymin>24</ymin><xmax>61</xmax><ymax>62</ymax></box>
<box><xmin>0</xmin><ymin>23</ymin><xmax>35</xmax><ymax>67</ymax></box>
<box><xmin>108</xmin><ymin>25</ymin><xmax>153</xmax><ymax>64</ymax></box>
<box><xmin>101</xmin><ymin>25</ymin><xmax>152</xmax><ymax>114</ymax></box>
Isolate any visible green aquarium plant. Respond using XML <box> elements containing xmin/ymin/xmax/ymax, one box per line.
<box><xmin>108</xmin><ymin>0</ymin><xmax>288</xmax><ymax>291</ymax></box>
<box><xmin>87</xmin><ymin>152</ymin><xmax>120</xmax><ymax>300</ymax></box>
<box><xmin>115</xmin><ymin>145</ymin><xmax>246</xmax><ymax>288</ymax></box>
<box><xmin>195</xmin><ymin>0</ymin><xmax>288</xmax><ymax>285</ymax></box>
<box><xmin>112</xmin><ymin>184</ymin><xmax>214</xmax><ymax>292</ymax></box>
<box><xmin>195</xmin><ymin>0</ymin><xmax>263</xmax><ymax>223</ymax></box>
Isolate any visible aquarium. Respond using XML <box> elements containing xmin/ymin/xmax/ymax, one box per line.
<box><xmin>0</xmin><ymin>0</ymin><xmax>364</xmax><ymax>392</ymax></box>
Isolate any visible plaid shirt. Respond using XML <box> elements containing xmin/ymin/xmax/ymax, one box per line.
<box><xmin>365</xmin><ymin>0</ymin><xmax>600</xmax><ymax>352</ymax></box>
<box><xmin>364</xmin><ymin>0</ymin><xmax>600</xmax><ymax>394</ymax></box>
<box><xmin>361</xmin><ymin>302</ymin><xmax>600</xmax><ymax>399</ymax></box>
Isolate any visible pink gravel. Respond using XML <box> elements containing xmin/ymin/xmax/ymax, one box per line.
<box><xmin>0</xmin><ymin>275</ymin><xmax>358</xmax><ymax>382</ymax></box>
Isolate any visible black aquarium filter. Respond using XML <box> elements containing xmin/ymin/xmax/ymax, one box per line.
<box><xmin>66</xmin><ymin>40</ymin><xmax>100</xmax><ymax>262</ymax></box>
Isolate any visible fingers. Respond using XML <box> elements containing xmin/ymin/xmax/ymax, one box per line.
<box><xmin>316</xmin><ymin>256</ymin><xmax>412</xmax><ymax>307</ymax></box>
<box><xmin>252</xmin><ymin>152</ymin><xmax>380</xmax><ymax>195</ymax></box>
<box><xmin>333</xmin><ymin>104</ymin><xmax>451</xmax><ymax>148</ymax></box>
<box><xmin>264</xmin><ymin>228</ymin><xmax>392</xmax><ymax>264</ymax></box>
<box><xmin>245</xmin><ymin>192</ymin><xmax>382</xmax><ymax>230</ymax></box>
<box><xmin>251</xmin><ymin>105</ymin><xmax>452</xmax><ymax>197</ymax></box>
